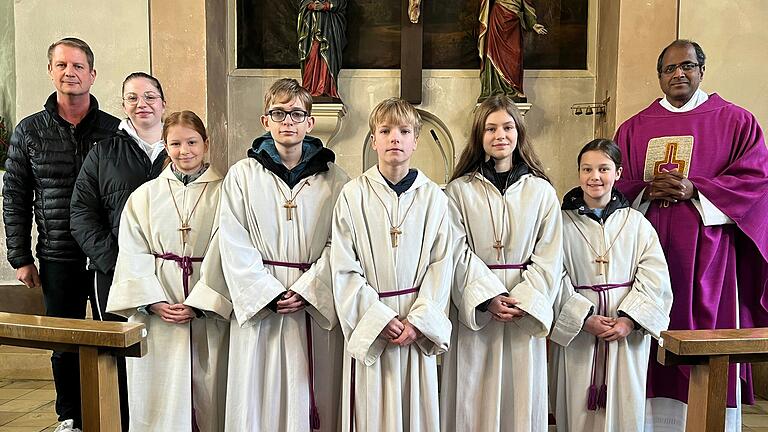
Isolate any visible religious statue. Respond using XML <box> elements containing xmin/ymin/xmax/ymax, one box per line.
<box><xmin>409</xmin><ymin>0</ymin><xmax>422</xmax><ymax>24</ymax></box>
<box><xmin>478</xmin><ymin>0</ymin><xmax>547</xmax><ymax>102</ymax></box>
<box><xmin>298</xmin><ymin>0</ymin><xmax>347</xmax><ymax>102</ymax></box>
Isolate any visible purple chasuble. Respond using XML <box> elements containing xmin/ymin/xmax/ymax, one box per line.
<box><xmin>615</xmin><ymin>93</ymin><xmax>768</xmax><ymax>407</ymax></box>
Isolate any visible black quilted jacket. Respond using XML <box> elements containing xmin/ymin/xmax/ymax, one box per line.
<box><xmin>70</xmin><ymin>130</ymin><xmax>166</xmax><ymax>273</ymax></box>
<box><xmin>3</xmin><ymin>93</ymin><xmax>120</xmax><ymax>268</ymax></box>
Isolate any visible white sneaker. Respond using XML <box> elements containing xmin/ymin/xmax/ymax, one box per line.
<box><xmin>53</xmin><ymin>419</ymin><xmax>82</xmax><ymax>432</ymax></box>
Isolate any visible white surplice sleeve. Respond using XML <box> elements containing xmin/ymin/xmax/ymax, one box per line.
<box><xmin>446</xmin><ymin>190</ymin><xmax>507</xmax><ymax>331</ymax></box>
<box><xmin>616</xmin><ymin>217</ymin><xmax>673</xmax><ymax>338</ymax></box>
<box><xmin>107</xmin><ymin>188</ymin><xmax>168</xmax><ymax>318</ymax></box>
<box><xmin>508</xmin><ymin>186</ymin><xmax>561</xmax><ymax>337</ymax></box>
<box><xmin>219</xmin><ymin>166</ymin><xmax>287</xmax><ymax>328</ymax></box>
<box><xmin>406</xmin><ymin>202</ymin><xmax>454</xmax><ymax>357</ymax></box>
<box><xmin>186</xmin><ymin>229</ymin><xmax>234</xmax><ymax>321</ymax></box>
<box><xmin>290</xmin><ymin>242</ymin><xmax>338</xmax><ymax>331</ymax></box>
<box><xmin>288</xmin><ymin>166</ymin><xmax>349</xmax><ymax>331</ymax></box>
<box><xmin>549</xmin><ymin>272</ymin><xmax>593</xmax><ymax>347</ymax></box>
<box><xmin>331</xmin><ymin>192</ymin><xmax>398</xmax><ymax>366</ymax></box>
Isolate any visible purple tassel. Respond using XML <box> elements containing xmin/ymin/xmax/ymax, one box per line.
<box><xmin>597</xmin><ymin>384</ymin><xmax>608</xmax><ymax>409</ymax></box>
<box><xmin>310</xmin><ymin>406</ymin><xmax>321</xmax><ymax>430</ymax></box>
<box><xmin>587</xmin><ymin>384</ymin><xmax>598</xmax><ymax>410</ymax></box>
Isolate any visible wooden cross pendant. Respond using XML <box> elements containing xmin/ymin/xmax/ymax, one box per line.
<box><xmin>390</xmin><ymin>226</ymin><xmax>402</xmax><ymax>248</ymax></box>
<box><xmin>595</xmin><ymin>255</ymin><xmax>609</xmax><ymax>275</ymax></box>
<box><xmin>179</xmin><ymin>224</ymin><xmax>191</xmax><ymax>245</ymax></box>
<box><xmin>493</xmin><ymin>240</ymin><xmax>503</xmax><ymax>260</ymax></box>
<box><xmin>284</xmin><ymin>200</ymin><xmax>297</xmax><ymax>221</ymax></box>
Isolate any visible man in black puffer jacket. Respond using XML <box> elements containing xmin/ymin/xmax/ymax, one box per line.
<box><xmin>2</xmin><ymin>38</ymin><xmax>119</xmax><ymax>432</ymax></box>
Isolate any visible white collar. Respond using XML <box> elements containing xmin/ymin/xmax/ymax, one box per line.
<box><xmin>118</xmin><ymin>119</ymin><xmax>165</xmax><ymax>161</ymax></box>
<box><xmin>659</xmin><ymin>88</ymin><xmax>709</xmax><ymax>113</ymax></box>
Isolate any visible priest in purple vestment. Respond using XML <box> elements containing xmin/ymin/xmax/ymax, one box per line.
<box><xmin>614</xmin><ymin>39</ymin><xmax>768</xmax><ymax>431</ymax></box>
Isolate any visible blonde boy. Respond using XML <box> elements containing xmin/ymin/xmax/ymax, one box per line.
<box><xmin>331</xmin><ymin>98</ymin><xmax>457</xmax><ymax>431</ymax></box>
<box><xmin>218</xmin><ymin>78</ymin><xmax>349</xmax><ymax>431</ymax></box>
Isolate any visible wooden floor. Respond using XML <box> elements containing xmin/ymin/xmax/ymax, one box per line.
<box><xmin>0</xmin><ymin>380</ymin><xmax>58</xmax><ymax>431</ymax></box>
<box><xmin>0</xmin><ymin>378</ymin><xmax>766</xmax><ymax>431</ymax></box>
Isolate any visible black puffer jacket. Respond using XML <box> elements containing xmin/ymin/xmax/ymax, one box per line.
<box><xmin>70</xmin><ymin>129</ymin><xmax>167</xmax><ymax>273</ymax></box>
<box><xmin>2</xmin><ymin>93</ymin><xmax>120</xmax><ymax>268</ymax></box>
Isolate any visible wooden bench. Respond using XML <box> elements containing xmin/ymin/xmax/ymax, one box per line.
<box><xmin>657</xmin><ymin>328</ymin><xmax>768</xmax><ymax>432</ymax></box>
<box><xmin>0</xmin><ymin>312</ymin><xmax>146</xmax><ymax>432</ymax></box>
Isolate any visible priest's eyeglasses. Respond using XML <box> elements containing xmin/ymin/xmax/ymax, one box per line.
<box><xmin>123</xmin><ymin>92</ymin><xmax>162</xmax><ymax>105</ymax></box>
<box><xmin>661</xmin><ymin>62</ymin><xmax>701</xmax><ymax>75</ymax></box>
<box><xmin>267</xmin><ymin>109</ymin><xmax>308</xmax><ymax>123</ymax></box>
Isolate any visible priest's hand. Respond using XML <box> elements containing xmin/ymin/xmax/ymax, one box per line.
<box><xmin>649</xmin><ymin>170</ymin><xmax>695</xmax><ymax>202</ymax></box>
<box><xmin>276</xmin><ymin>290</ymin><xmax>306</xmax><ymax>314</ymax></box>
<box><xmin>598</xmin><ymin>317</ymin><xmax>634</xmax><ymax>341</ymax></box>
<box><xmin>488</xmin><ymin>295</ymin><xmax>526</xmax><ymax>322</ymax></box>
<box><xmin>391</xmin><ymin>319</ymin><xmax>421</xmax><ymax>346</ymax></box>
<box><xmin>150</xmin><ymin>302</ymin><xmax>196</xmax><ymax>324</ymax></box>
<box><xmin>583</xmin><ymin>315</ymin><xmax>614</xmax><ymax>336</ymax></box>
<box><xmin>533</xmin><ymin>24</ymin><xmax>548</xmax><ymax>35</ymax></box>
<box><xmin>380</xmin><ymin>318</ymin><xmax>405</xmax><ymax>340</ymax></box>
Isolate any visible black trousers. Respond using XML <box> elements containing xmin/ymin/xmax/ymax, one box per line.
<box><xmin>94</xmin><ymin>269</ymin><xmax>130</xmax><ymax>432</ymax></box>
<box><xmin>38</xmin><ymin>259</ymin><xmax>95</xmax><ymax>429</ymax></box>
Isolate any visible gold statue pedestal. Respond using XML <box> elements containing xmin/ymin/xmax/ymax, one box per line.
<box><xmin>312</xmin><ymin>103</ymin><xmax>346</xmax><ymax>147</ymax></box>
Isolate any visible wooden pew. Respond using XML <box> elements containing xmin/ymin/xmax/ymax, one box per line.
<box><xmin>657</xmin><ymin>328</ymin><xmax>768</xmax><ymax>432</ymax></box>
<box><xmin>0</xmin><ymin>312</ymin><xmax>146</xmax><ymax>432</ymax></box>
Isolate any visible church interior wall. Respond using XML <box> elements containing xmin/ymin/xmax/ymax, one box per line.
<box><xmin>679</xmin><ymin>0</ymin><xmax>768</xmax><ymax>398</ymax></box>
<box><xmin>227</xmin><ymin>69</ymin><xmax>596</xmax><ymax>196</ymax></box>
<box><xmin>679</xmin><ymin>0</ymin><xmax>768</xmax><ymax>128</ymax></box>
<box><xmin>0</xmin><ymin>0</ymin><xmax>16</xmax><ymax>128</ymax></box>
<box><xmin>150</xmin><ymin>0</ymin><xmax>208</xmax><ymax>120</ymax></box>
<box><xmin>12</xmin><ymin>0</ymin><xmax>150</xmax><ymax>121</ymax></box>
<box><xmin>613</xmin><ymin>0</ymin><xmax>678</xmax><ymax>128</ymax></box>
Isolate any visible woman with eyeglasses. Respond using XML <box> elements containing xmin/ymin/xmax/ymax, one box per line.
<box><xmin>70</xmin><ymin>71</ymin><xmax>167</xmax><ymax>431</ymax></box>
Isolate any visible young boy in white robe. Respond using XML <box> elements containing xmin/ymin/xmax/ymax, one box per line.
<box><xmin>331</xmin><ymin>97</ymin><xmax>457</xmax><ymax>432</ymax></box>
<box><xmin>107</xmin><ymin>111</ymin><xmax>230</xmax><ymax>432</ymax></box>
<box><xmin>218</xmin><ymin>78</ymin><xmax>349</xmax><ymax>431</ymax></box>
<box><xmin>440</xmin><ymin>94</ymin><xmax>563</xmax><ymax>432</ymax></box>
<box><xmin>549</xmin><ymin>139</ymin><xmax>673</xmax><ymax>432</ymax></box>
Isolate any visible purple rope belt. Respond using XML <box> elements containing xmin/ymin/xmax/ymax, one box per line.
<box><xmin>154</xmin><ymin>252</ymin><xmax>204</xmax><ymax>430</ymax></box>
<box><xmin>262</xmin><ymin>259</ymin><xmax>320</xmax><ymax>430</ymax></box>
<box><xmin>262</xmin><ymin>259</ymin><xmax>311</xmax><ymax>272</ymax></box>
<box><xmin>574</xmin><ymin>281</ymin><xmax>634</xmax><ymax>411</ymax></box>
<box><xmin>486</xmin><ymin>262</ymin><xmax>529</xmax><ymax>270</ymax></box>
<box><xmin>154</xmin><ymin>253</ymin><xmax>204</xmax><ymax>297</ymax></box>
<box><xmin>378</xmin><ymin>287</ymin><xmax>420</xmax><ymax>298</ymax></box>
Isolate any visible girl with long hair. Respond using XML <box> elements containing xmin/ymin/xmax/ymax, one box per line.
<box><xmin>440</xmin><ymin>94</ymin><xmax>562</xmax><ymax>431</ymax></box>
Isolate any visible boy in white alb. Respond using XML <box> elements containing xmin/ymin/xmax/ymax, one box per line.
<box><xmin>332</xmin><ymin>98</ymin><xmax>457</xmax><ymax>432</ymax></box>
<box><xmin>218</xmin><ymin>78</ymin><xmax>349</xmax><ymax>431</ymax></box>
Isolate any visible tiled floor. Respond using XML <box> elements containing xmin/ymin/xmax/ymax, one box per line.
<box><xmin>0</xmin><ymin>378</ymin><xmax>766</xmax><ymax>431</ymax></box>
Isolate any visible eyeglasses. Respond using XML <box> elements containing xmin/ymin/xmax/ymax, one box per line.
<box><xmin>267</xmin><ymin>109</ymin><xmax>308</xmax><ymax>123</ymax></box>
<box><xmin>661</xmin><ymin>62</ymin><xmax>701</xmax><ymax>75</ymax></box>
<box><xmin>123</xmin><ymin>92</ymin><xmax>162</xmax><ymax>105</ymax></box>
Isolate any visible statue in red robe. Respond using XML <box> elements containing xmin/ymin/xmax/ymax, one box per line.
<box><xmin>478</xmin><ymin>0</ymin><xmax>547</xmax><ymax>102</ymax></box>
<box><xmin>298</xmin><ymin>0</ymin><xmax>347</xmax><ymax>102</ymax></box>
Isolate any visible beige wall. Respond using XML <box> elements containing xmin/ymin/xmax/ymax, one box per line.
<box><xmin>595</xmin><ymin>0</ymin><xmax>678</xmax><ymax>137</ymax></box>
<box><xmin>13</xmin><ymin>0</ymin><xmax>150</xmax><ymax>120</ymax></box>
<box><xmin>227</xmin><ymin>69</ymin><xmax>596</xmax><ymax>196</ymax></box>
<box><xmin>679</xmin><ymin>0</ymin><xmax>768</xmax><ymax>128</ymax></box>
<box><xmin>614</xmin><ymin>0</ymin><xmax>678</xmax><ymax>127</ymax></box>
<box><xmin>0</xmin><ymin>0</ymin><xmax>15</xmax><ymax>127</ymax></box>
<box><xmin>150</xmin><ymin>0</ymin><xmax>208</xmax><ymax>120</ymax></box>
